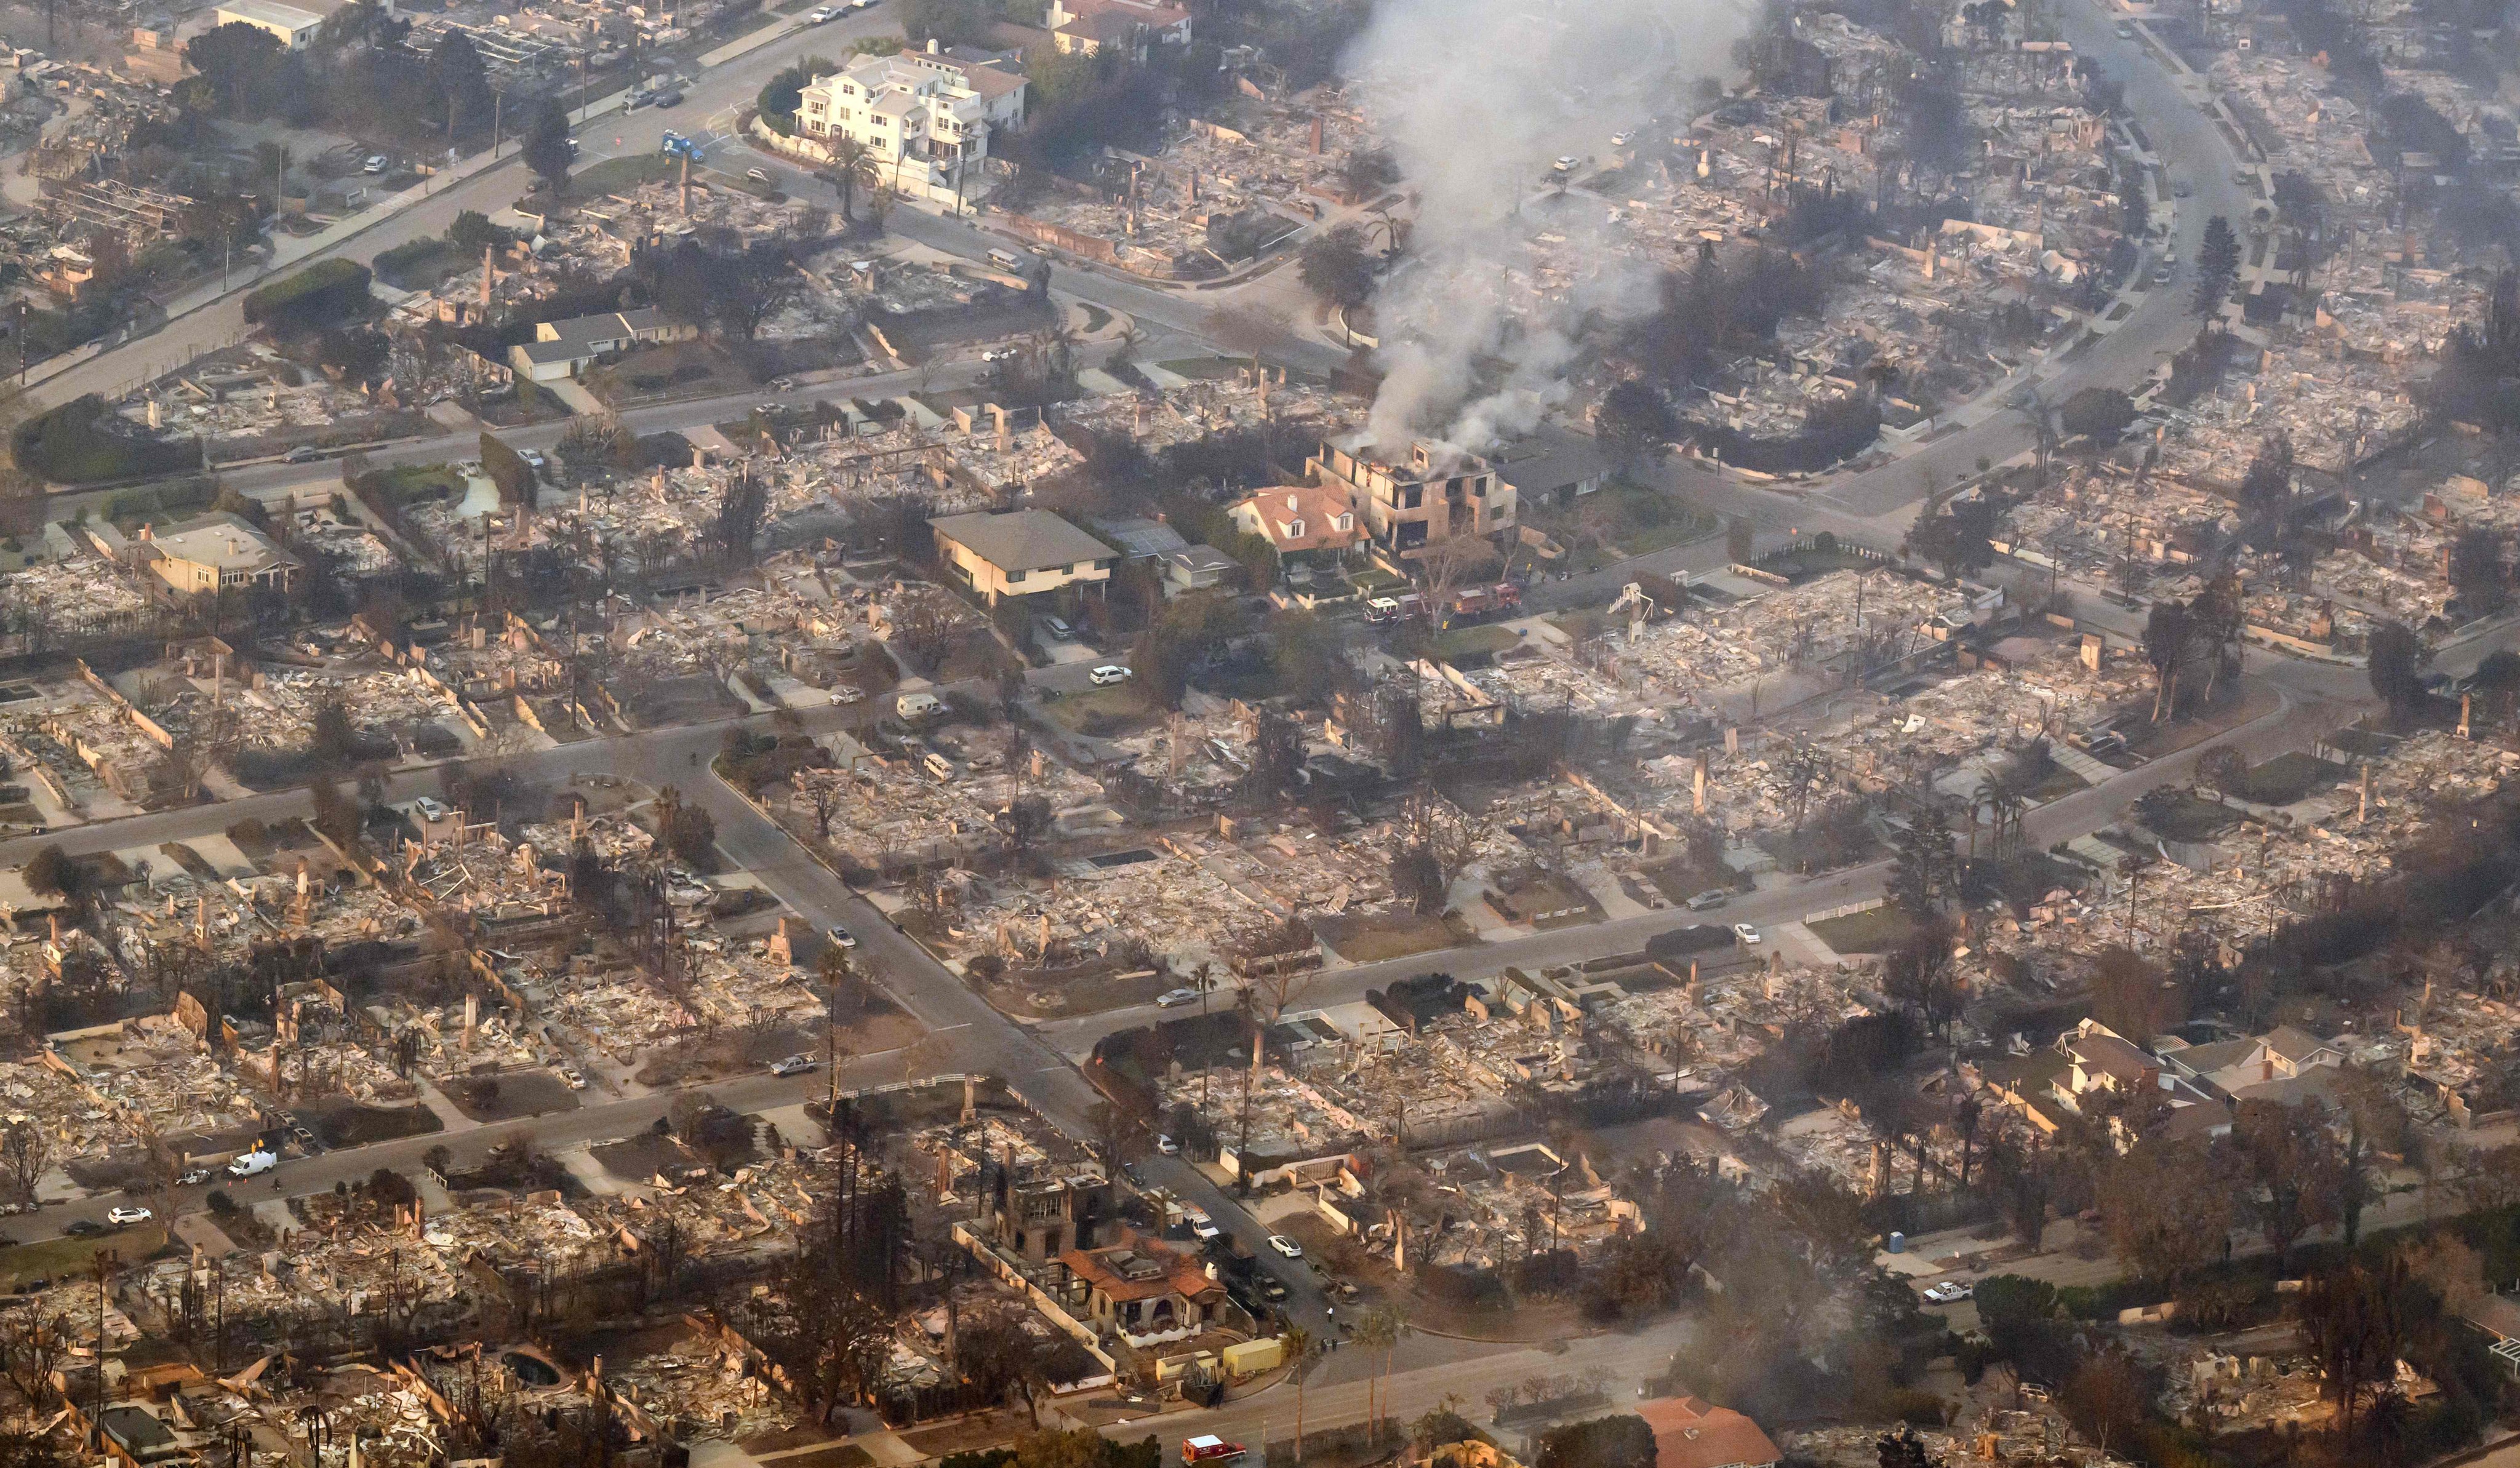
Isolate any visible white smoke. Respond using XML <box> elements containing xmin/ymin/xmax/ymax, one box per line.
<box><xmin>1343</xmin><ymin>0</ymin><xmax>1752</xmax><ymax>450</ymax></box>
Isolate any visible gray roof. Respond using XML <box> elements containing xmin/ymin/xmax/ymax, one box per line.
<box><xmin>1097</xmin><ymin>515</ymin><xmax>1190</xmax><ymax>559</ymax></box>
<box><xmin>2169</xmin><ymin>1037</ymin><xmax>2257</xmax><ymax>1075</ymax></box>
<box><xmin>1166</xmin><ymin>545</ymin><xmax>1236</xmax><ymax>574</ymax></box>
<box><xmin>543</xmin><ymin>309</ymin><xmax>655</xmax><ymax>349</ymax></box>
<box><xmin>1497</xmin><ymin>426</ymin><xmax>1611</xmax><ymax>496</ymax></box>
<box><xmin>931</xmin><ymin>509</ymin><xmax>1114</xmax><ymax>573</ymax></box>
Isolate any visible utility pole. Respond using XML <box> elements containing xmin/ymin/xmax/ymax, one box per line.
<box><xmin>90</xmin><ymin>1252</ymin><xmax>110</xmax><ymax>1447</ymax></box>
<box><xmin>492</xmin><ymin>90</ymin><xmax>504</xmax><ymax>156</ymax></box>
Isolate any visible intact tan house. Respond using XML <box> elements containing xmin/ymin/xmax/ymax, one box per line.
<box><xmin>930</xmin><ymin>509</ymin><xmax>1115</xmax><ymax>605</ymax></box>
<box><xmin>134</xmin><ymin>514</ymin><xmax>301</xmax><ymax>597</ymax></box>
<box><xmin>2156</xmin><ymin>1023</ymin><xmax>2350</xmax><ymax>1106</ymax></box>
<box><xmin>2049</xmin><ymin>1017</ymin><xmax>2231</xmax><ymax>1146</ymax></box>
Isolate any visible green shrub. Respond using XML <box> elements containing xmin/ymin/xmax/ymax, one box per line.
<box><xmin>242</xmin><ymin>258</ymin><xmax>372</xmax><ymax>329</ymax></box>
<box><xmin>11</xmin><ymin>396</ymin><xmax>199</xmax><ymax>484</ymax></box>
<box><xmin>481</xmin><ymin>431</ymin><xmax>535</xmax><ymax>505</ymax></box>
<box><xmin>1973</xmin><ymin>1274</ymin><xmax>2059</xmax><ymax>1327</ymax></box>
<box><xmin>372</xmin><ymin>237</ymin><xmax>453</xmax><ymax>287</ymax></box>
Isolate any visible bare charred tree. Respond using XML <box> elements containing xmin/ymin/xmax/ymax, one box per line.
<box><xmin>0</xmin><ymin>1123</ymin><xmax>46</xmax><ymax>1205</ymax></box>
<box><xmin>953</xmin><ymin>1304</ymin><xmax>1054</xmax><ymax>1424</ymax></box>
<box><xmin>1417</xmin><ymin>535</ymin><xmax>1502</xmax><ymax>623</ymax></box>
<box><xmin>0</xmin><ymin>1303</ymin><xmax>70</xmax><ymax>1403</ymax></box>
<box><xmin>712</xmin><ymin>466</ymin><xmax>770</xmax><ymax>568</ymax></box>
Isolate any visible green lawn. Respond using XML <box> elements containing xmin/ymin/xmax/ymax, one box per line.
<box><xmin>1433</xmin><ymin>624</ymin><xmax>1520</xmax><ymax>660</ymax></box>
<box><xmin>557</xmin><ymin>153</ymin><xmax>681</xmax><ymax>202</ymax></box>
<box><xmin>2233</xmin><ymin>752</ymin><xmax>2345</xmax><ymax>805</ymax></box>
<box><xmin>0</xmin><ymin>1223</ymin><xmax>169</xmax><ymax>1289</ymax></box>
<box><xmin>370</xmin><ymin>463</ymin><xmax>469</xmax><ymax>506</ymax></box>
<box><xmin>1807</xmin><ymin>906</ymin><xmax>1919</xmax><ymax>954</ymax></box>
<box><xmin>1038</xmin><ymin>682</ymin><xmax>1159</xmax><ymax>737</ymax></box>
<box><xmin>1525</xmin><ymin>479</ymin><xmax>1718</xmax><ymax>560</ymax></box>
<box><xmin>373</xmin><ymin>236</ymin><xmax>463</xmax><ymax>289</ymax></box>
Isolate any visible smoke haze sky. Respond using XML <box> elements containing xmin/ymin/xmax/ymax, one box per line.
<box><xmin>1342</xmin><ymin>0</ymin><xmax>1752</xmax><ymax>450</ymax></box>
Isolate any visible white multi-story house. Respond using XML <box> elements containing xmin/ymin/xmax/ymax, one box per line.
<box><xmin>795</xmin><ymin>44</ymin><xmax>1026</xmax><ymax>201</ymax></box>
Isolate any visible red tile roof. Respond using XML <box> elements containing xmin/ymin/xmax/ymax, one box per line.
<box><xmin>1635</xmin><ymin>1396</ymin><xmax>1781</xmax><ymax>1468</ymax></box>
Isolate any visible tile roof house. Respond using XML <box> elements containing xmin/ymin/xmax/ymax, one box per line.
<box><xmin>1636</xmin><ymin>1395</ymin><xmax>1781</xmax><ymax>1468</ymax></box>
<box><xmin>1055</xmin><ymin>1231</ymin><xmax>1225</xmax><ymax>1344</ymax></box>
<box><xmin>1229</xmin><ymin>484</ymin><xmax>1364</xmax><ymax>559</ymax></box>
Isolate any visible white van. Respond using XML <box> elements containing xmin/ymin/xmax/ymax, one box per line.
<box><xmin>896</xmin><ymin>692</ymin><xmax>943</xmax><ymax>719</ymax></box>
<box><xmin>987</xmin><ymin>248</ymin><xmax>1026</xmax><ymax>271</ymax></box>
<box><xmin>228</xmin><ymin>1149</ymin><xmax>278</xmax><ymax>1178</ymax></box>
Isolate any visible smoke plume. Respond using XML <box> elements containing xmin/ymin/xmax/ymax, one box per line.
<box><xmin>1343</xmin><ymin>0</ymin><xmax>1751</xmax><ymax>450</ymax></box>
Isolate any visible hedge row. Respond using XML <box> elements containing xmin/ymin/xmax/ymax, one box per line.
<box><xmin>10</xmin><ymin>396</ymin><xmax>201</xmax><ymax>485</ymax></box>
<box><xmin>242</xmin><ymin>258</ymin><xmax>373</xmax><ymax>329</ymax></box>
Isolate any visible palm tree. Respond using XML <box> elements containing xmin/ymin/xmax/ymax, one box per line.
<box><xmin>1973</xmin><ymin>771</ymin><xmax>2024</xmax><ymax>860</ymax></box>
<box><xmin>1110</xmin><ymin>321</ymin><xmax>1147</xmax><ymax>370</ymax></box>
<box><xmin>1362</xmin><ymin>1306</ymin><xmax>1409</xmax><ymax>1442</ymax></box>
<box><xmin>2018</xmin><ymin>391</ymin><xmax>2057</xmax><ymax>483</ymax></box>
<box><xmin>1283</xmin><ymin>1323</ymin><xmax>1317</xmax><ymax>1461</ymax></box>
<box><xmin>827</xmin><ymin>135</ymin><xmax>870</xmax><ymax>220</ymax></box>
<box><xmin>1351</xmin><ymin>1309</ymin><xmax>1390</xmax><ymax>1436</ymax></box>
<box><xmin>1041</xmin><ymin>319</ymin><xmax>1079</xmax><ymax>384</ymax></box>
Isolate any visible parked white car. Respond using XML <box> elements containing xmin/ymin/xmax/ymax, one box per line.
<box><xmin>1090</xmin><ymin>664</ymin><xmax>1133</xmax><ymax>687</ymax></box>
<box><xmin>1732</xmin><ymin>922</ymin><xmax>1763</xmax><ymax>944</ymax></box>
<box><xmin>1922</xmin><ymin>1280</ymin><xmax>1974</xmax><ymax>1304</ymax></box>
<box><xmin>107</xmin><ymin>1206</ymin><xmax>153</xmax><ymax>1226</ymax></box>
<box><xmin>1267</xmin><ymin>1234</ymin><xmax>1303</xmax><ymax>1259</ymax></box>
